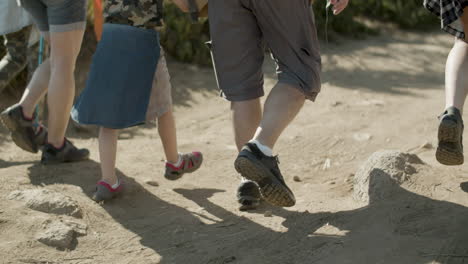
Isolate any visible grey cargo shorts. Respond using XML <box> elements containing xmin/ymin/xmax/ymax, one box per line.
<box><xmin>208</xmin><ymin>0</ymin><xmax>322</xmax><ymax>101</ymax></box>
<box><xmin>18</xmin><ymin>0</ymin><xmax>87</xmax><ymax>33</ymax></box>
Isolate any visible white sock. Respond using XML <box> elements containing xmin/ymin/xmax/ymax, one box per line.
<box><xmin>168</xmin><ymin>154</ymin><xmax>183</xmax><ymax>167</ymax></box>
<box><xmin>111</xmin><ymin>179</ymin><xmax>120</xmax><ymax>189</ymax></box>
<box><xmin>249</xmin><ymin>139</ymin><xmax>273</xmax><ymax>157</ymax></box>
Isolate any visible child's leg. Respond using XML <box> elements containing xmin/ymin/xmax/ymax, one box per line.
<box><xmin>445</xmin><ymin>9</ymin><xmax>468</xmax><ymax>112</ymax></box>
<box><xmin>99</xmin><ymin>127</ymin><xmax>119</xmax><ymax>185</ymax></box>
<box><xmin>158</xmin><ymin>109</ymin><xmax>179</xmax><ymax>164</ymax></box>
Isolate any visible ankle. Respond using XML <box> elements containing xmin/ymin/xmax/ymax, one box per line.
<box><xmin>19</xmin><ymin>104</ymin><xmax>34</xmax><ymax>120</ymax></box>
<box><xmin>101</xmin><ymin>177</ymin><xmax>119</xmax><ymax>188</ymax></box>
<box><xmin>48</xmin><ymin>139</ymin><xmax>66</xmax><ymax>150</ymax></box>
<box><xmin>166</xmin><ymin>154</ymin><xmax>182</xmax><ymax>167</ymax></box>
<box><xmin>249</xmin><ymin>139</ymin><xmax>273</xmax><ymax>156</ymax></box>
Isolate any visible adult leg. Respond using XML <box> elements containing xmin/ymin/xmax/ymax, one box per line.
<box><xmin>253</xmin><ymin>83</ymin><xmax>305</xmax><ymax>149</ymax></box>
<box><xmin>435</xmin><ymin>9</ymin><xmax>468</xmax><ymax>165</ymax></box>
<box><xmin>234</xmin><ymin>0</ymin><xmax>321</xmax><ymax>207</ymax></box>
<box><xmin>208</xmin><ymin>0</ymin><xmax>265</xmax><ymax>209</ymax></box>
<box><xmin>46</xmin><ymin>29</ymin><xmax>84</xmax><ymax>147</ymax></box>
<box><xmin>231</xmin><ymin>98</ymin><xmax>262</xmax><ymax>151</ymax></box>
<box><xmin>445</xmin><ymin>10</ymin><xmax>468</xmax><ymax>111</ymax></box>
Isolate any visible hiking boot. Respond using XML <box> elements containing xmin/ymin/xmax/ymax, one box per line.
<box><xmin>41</xmin><ymin>139</ymin><xmax>90</xmax><ymax>165</ymax></box>
<box><xmin>1</xmin><ymin>104</ymin><xmax>38</xmax><ymax>153</ymax></box>
<box><xmin>92</xmin><ymin>180</ymin><xmax>123</xmax><ymax>202</ymax></box>
<box><xmin>237</xmin><ymin>180</ymin><xmax>261</xmax><ymax>211</ymax></box>
<box><xmin>436</xmin><ymin>106</ymin><xmax>464</xmax><ymax>166</ymax></box>
<box><xmin>164</xmin><ymin>152</ymin><xmax>203</xmax><ymax>180</ymax></box>
<box><xmin>234</xmin><ymin>143</ymin><xmax>296</xmax><ymax>207</ymax></box>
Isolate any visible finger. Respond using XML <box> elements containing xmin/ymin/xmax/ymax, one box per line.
<box><xmin>333</xmin><ymin>1</ymin><xmax>347</xmax><ymax>15</ymax></box>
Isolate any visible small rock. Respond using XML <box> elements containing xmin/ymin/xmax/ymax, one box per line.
<box><xmin>36</xmin><ymin>220</ymin><xmax>75</xmax><ymax>249</ymax></box>
<box><xmin>8</xmin><ymin>189</ymin><xmax>82</xmax><ymax>218</ymax></box>
<box><xmin>353</xmin><ymin>133</ymin><xmax>372</xmax><ymax>142</ymax></box>
<box><xmin>353</xmin><ymin>150</ymin><xmax>424</xmax><ymax>203</ymax></box>
<box><xmin>329</xmin><ymin>181</ymin><xmax>336</xmax><ymax>185</ymax></box>
<box><xmin>386</xmin><ymin>138</ymin><xmax>391</xmax><ymax>143</ymax></box>
<box><xmin>264</xmin><ymin>211</ymin><xmax>273</xmax><ymax>217</ymax></box>
<box><xmin>146</xmin><ymin>181</ymin><xmax>159</xmax><ymax>187</ymax></box>
<box><xmin>293</xmin><ymin>176</ymin><xmax>302</xmax><ymax>182</ymax></box>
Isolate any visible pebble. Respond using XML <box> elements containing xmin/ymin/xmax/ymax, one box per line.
<box><xmin>264</xmin><ymin>211</ymin><xmax>273</xmax><ymax>217</ymax></box>
<box><xmin>146</xmin><ymin>181</ymin><xmax>159</xmax><ymax>187</ymax></box>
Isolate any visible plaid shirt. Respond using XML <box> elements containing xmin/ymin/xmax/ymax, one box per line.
<box><xmin>104</xmin><ymin>0</ymin><xmax>164</xmax><ymax>30</ymax></box>
<box><xmin>424</xmin><ymin>0</ymin><xmax>468</xmax><ymax>39</ymax></box>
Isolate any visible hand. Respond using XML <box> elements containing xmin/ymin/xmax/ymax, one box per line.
<box><xmin>171</xmin><ymin>0</ymin><xmax>190</xmax><ymax>12</ymax></box>
<box><xmin>330</xmin><ymin>0</ymin><xmax>349</xmax><ymax>15</ymax></box>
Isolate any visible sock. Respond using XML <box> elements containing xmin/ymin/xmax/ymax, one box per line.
<box><xmin>249</xmin><ymin>139</ymin><xmax>273</xmax><ymax>157</ymax></box>
<box><xmin>168</xmin><ymin>154</ymin><xmax>183</xmax><ymax>167</ymax></box>
<box><xmin>111</xmin><ymin>179</ymin><xmax>120</xmax><ymax>189</ymax></box>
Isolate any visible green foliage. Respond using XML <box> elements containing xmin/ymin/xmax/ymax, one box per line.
<box><xmin>160</xmin><ymin>3</ymin><xmax>211</xmax><ymax>66</ymax></box>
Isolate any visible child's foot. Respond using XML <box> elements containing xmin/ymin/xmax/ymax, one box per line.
<box><xmin>436</xmin><ymin>106</ymin><xmax>464</xmax><ymax>166</ymax></box>
<box><xmin>41</xmin><ymin>139</ymin><xmax>90</xmax><ymax>165</ymax></box>
<box><xmin>237</xmin><ymin>180</ymin><xmax>261</xmax><ymax>211</ymax></box>
<box><xmin>92</xmin><ymin>180</ymin><xmax>123</xmax><ymax>202</ymax></box>
<box><xmin>0</xmin><ymin>104</ymin><xmax>38</xmax><ymax>153</ymax></box>
<box><xmin>234</xmin><ymin>143</ymin><xmax>296</xmax><ymax>207</ymax></box>
<box><xmin>164</xmin><ymin>152</ymin><xmax>203</xmax><ymax>180</ymax></box>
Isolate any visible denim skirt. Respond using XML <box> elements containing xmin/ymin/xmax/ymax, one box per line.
<box><xmin>72</xmin><ymin>23</ymin><xmax>161</xmax><ymax>129</ymax></box>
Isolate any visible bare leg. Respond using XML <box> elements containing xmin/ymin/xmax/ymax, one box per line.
<box><xmin>231</xmin><ymin>98</ymin><xmax>262</xmax><ymax>151</ymax></box>
<box><xmin>46</xmin><ymin>29</ymin><xmax>84</xmax><ymax>147</ymax></box>
<box><xmin>445</xmin><ymin>9</ymin><xmax>468</xmax><ymax>112</ymax></box>
<box><xmin>253</xmin><ymin>83</ymin><xmax>305</xmax><ymax>149</ymax></box>
<box><xmin>19</xmin><ymin>58</ymin><xmax>51</xmax><ymax>117</ymax></box>
<box><xmin>99</xmin><ymin>127</ymin><xmax>118</xmax><ymax>185</ymax></box>
<box><xmin>157</xmin><ymin>109</ymin><xmax>179</xmax><ymax>163</ymax></box>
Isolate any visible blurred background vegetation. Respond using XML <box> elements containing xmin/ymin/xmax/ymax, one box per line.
<box><xmin>0</xmin><ymin>0</ymin><xmax>441</xmax><ymax>82</ymax></box>
<box><xmin>160</xmin><ymin>0</ymin><xmax>439</xmax><ymax>65</ymax></box>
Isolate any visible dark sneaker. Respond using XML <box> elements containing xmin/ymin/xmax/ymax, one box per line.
<box><xmin>41</xmin><ymin>139</ymin><xmax>90</xmax><ymax>165</ymax></box>
<box><xmin>92</xmin><ymin>180</ymin><xmax>123</xmax><ymax>202</ymax></box>
<box><xmin>234</xmin><ymin>143</ymin><xmax>296</xmax><ymax>207</ymax></box>
<box><xmin>164</xmin><ymin>151</ymin><xmax>203</xmax><ymax>180</ymax></box>
<box><xmin>237</xmin><ymin>180</ymin><xmax>261</xmax><ymax>211</ymax></box>
<box><xmin>436</xmin><ymin>106</ymin><xmax>464</xmax><ymax>166</ymax></box>
<box><xmin>1</xmin><ymin>104</ymin><xmax>38</xmax><ymax>153</ymax></box>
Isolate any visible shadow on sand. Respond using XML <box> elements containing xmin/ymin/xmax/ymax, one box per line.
<box><xmin>24</xmin><ymin>161</ymin><xmax>468</xmax><ymax>264</ymax></box>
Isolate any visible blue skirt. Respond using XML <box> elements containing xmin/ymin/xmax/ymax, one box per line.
<box><xmin>71</xmin><ymin>23</ymin><xmax>161</xmax><ymax>129</ymax></box>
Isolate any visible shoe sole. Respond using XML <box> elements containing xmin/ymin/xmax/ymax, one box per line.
<box><xmin>234</xmin><ymin>156</ymin><xmax>295</xmax><ymax>207</ymax></box>
<box><xmin>0</xmin><ymin>111</ymin><xmax>38</xmax><ymax>153</ymax></box>
<box><xmin>436</xmin><ymin>118</ymin><xmax>464</xmax><ymax>166</ymax></box>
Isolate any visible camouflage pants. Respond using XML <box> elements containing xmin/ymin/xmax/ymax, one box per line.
<box><xmin>0</xmin><ymin>26</ymin><xmax>40</xmax><ymax>94</ymax></box>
